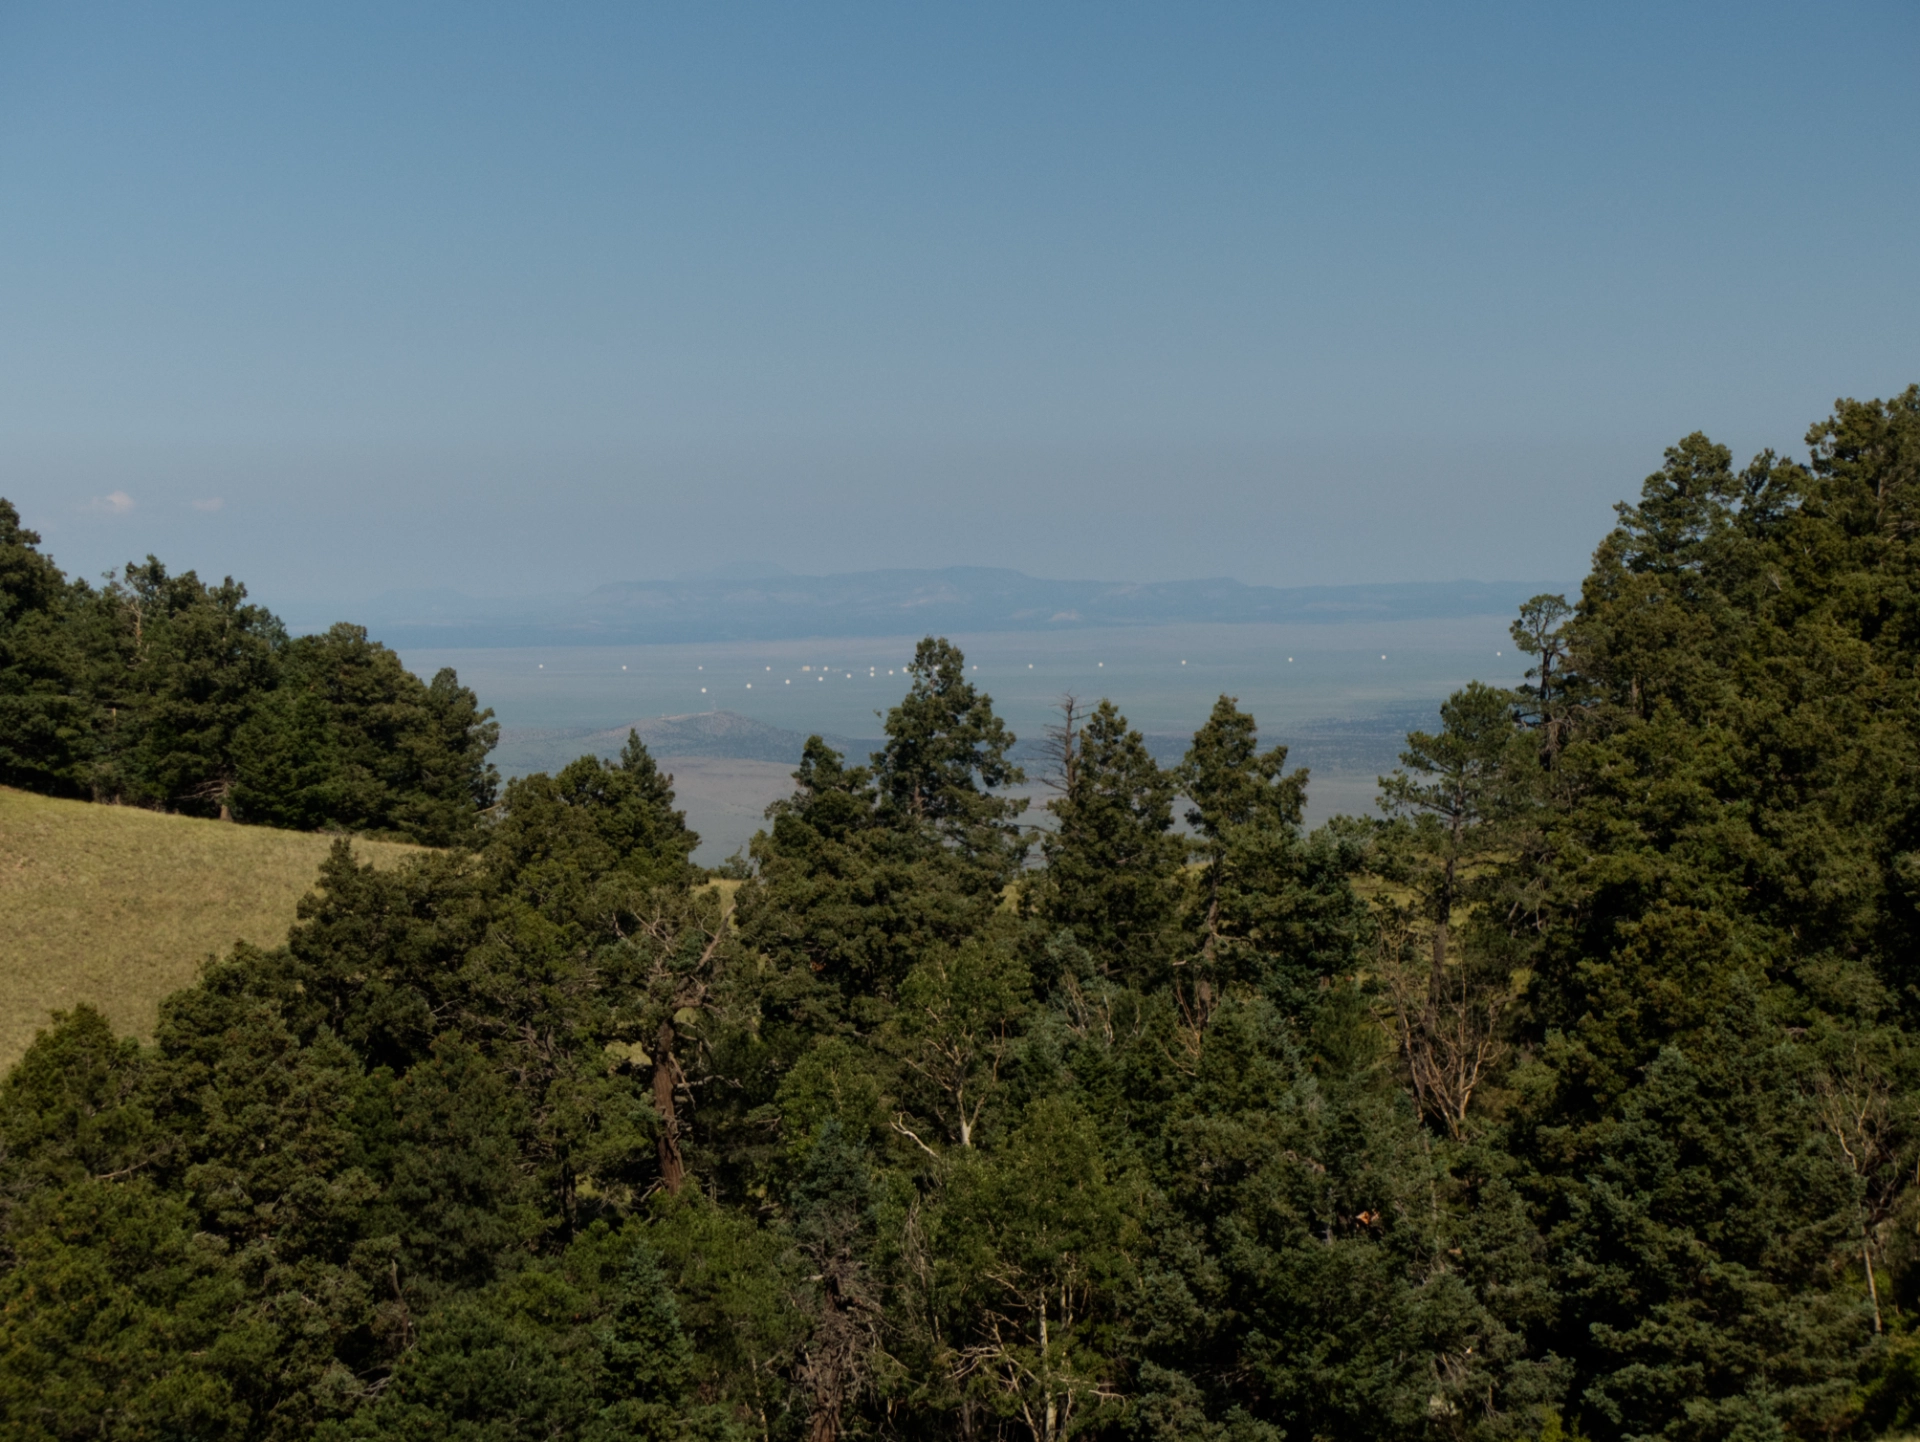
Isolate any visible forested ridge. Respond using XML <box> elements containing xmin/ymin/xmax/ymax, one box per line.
<box><xmin>4</xmin><ymin>387</ymin><xmax>1920</xmax><ymax>1442</ymax></box>
<box><xmin>0</xmin><ymin>507</ymin><xmax>498</xmax><ymax>845</ymax></box>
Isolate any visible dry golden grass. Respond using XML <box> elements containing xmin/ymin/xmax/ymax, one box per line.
<box><xmin>696</xmin><ymin>876</ymin><xmax>745</xmax><ymax>918</ymax></box>
<box><xmin>0</xmin><ymin>786</ymin><xmax>422</xmax><ymax>1072</ymax></box>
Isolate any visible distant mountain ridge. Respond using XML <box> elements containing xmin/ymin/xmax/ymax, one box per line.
<box><xmin>300</xmin><ymin>570</ymin><xmax>1566</xmax><ymax>648</ymax></box>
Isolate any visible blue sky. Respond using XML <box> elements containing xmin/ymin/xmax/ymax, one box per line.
<box><xmin>2</xmin><ymin>2</ymin><xmax>1915</xmax><ymax>605</ymax></box>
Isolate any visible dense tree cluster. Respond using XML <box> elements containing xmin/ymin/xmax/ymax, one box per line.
<box><xmin>5</xmin><ymin>388</ymin><xmax>1920</xmax><ymax>1441</ymax></box>
<box><xmin>0</xmin><ymin>510</ymin><xmax>497</xmax><ymax>844</ymax></box>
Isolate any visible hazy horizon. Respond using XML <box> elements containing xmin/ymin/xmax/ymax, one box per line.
<box><xmin>404</xmin><ymin>613</ymin><xmax>1523</xmax><ymax>859</ymax></box>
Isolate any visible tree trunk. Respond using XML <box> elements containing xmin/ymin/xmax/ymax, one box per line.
<box><xmin>652</xmin><ymin>1020</ymin><xmax>684</xmax><ymax>1193</ymax></box>
<box><xmin>805</xmin><ymin>1271</ymin><xmax>858</xmax><ymax>1442</ymax></box>
<box><xmin>1865</xmin><ymin>1235</ymin><xmax>1883</xmax><ymax>1334</ymax></box>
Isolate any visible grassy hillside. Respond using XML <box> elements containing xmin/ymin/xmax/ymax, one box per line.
<box><xmin>0</xmin><ymin>786</ymin><xmax>421</xmax><ymax>1071</ymax></box>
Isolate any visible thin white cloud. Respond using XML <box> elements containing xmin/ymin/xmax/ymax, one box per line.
<box><xmin>86</xmin><ymin>491</ymin><xmax>136</xmax><ymax>515</ymax></box>
<box><xmin>191</xmin><ymin>497</ymin><xmax>224</xmax><ymax>512</ymax></box>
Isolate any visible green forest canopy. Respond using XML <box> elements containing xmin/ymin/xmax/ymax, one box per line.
<box><xmin>4</xmin><ymin>385</ymin><xmax>1920</xmax><ymax>1441</ymax></box>
<box><xmin>0</xmin><ymin>522</ymin><xmax>498</xmax><ymax>845</ymax></box>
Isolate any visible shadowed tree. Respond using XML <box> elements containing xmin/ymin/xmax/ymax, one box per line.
<box><xmin>1038</xmin><ymin>698</ymin><xmax>1184</xmax><ymax>983</ymax></box>
<box><xmin>1177</xmin><ymin>695</ymin><xmax>1307</xmax><ymax>1025</ymax></box>
<box><xmin>233</xmin><ymin>623</ymin><xmax>499</xmax><ymax>844</ymax></box>
<box><xmin>0</xmin><ymin>500</ymin><xmax>87</xmax><ymax>794</ymax></box>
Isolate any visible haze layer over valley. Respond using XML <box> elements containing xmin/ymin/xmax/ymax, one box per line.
<box><xmin>384</xmin><ymin>583</ymin><xmax>1545</xmax><ymax>861</ymax></box>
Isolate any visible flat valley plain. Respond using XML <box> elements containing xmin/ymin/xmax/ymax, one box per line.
<box><xmin>403</xmin><ymin>616</ymin><xmax>1528</xmax><ymax>863</ymax></box>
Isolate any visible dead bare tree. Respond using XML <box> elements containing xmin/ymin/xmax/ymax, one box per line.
<box><xmin>887</xmin><ymin>942</ymin><xmax>1026</xmax><ymax>1149</ymax></box>
<box><xmin>1375</xmin><ymin>904</ymin><xmax>1511</xmax><ymax>1140</ymax></box>
<box><xmin>797</xmin><ymin>1253</ymin><xmax>879</xmax><ymax>1442</ymax></box>
<box><xmin>954</xmin><ymin>1268</ymin><xmax>1118</xmax><ymax>1442</ymax></box>
<box><xmin>1814</xmin><ymin>1043</ymin><xmax>1901</xmax><ymax>1334</ymax></box>
<box><xmin>791</xmin><ymin>1141</ymin><xmax>882</xmax><ymax>1442</ymax></box>
<box><xmin>1040</xmin><ymin>694</ymin><xmax>1083</xmax><ymax>801</ymax></box>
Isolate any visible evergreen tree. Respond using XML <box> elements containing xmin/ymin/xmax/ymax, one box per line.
<box><xmin>328</xmin><ymin>1225</ymin><xmax>737</xmax><ymax>1442</ymax></box>
<box><xmin>0</xmin><ymin>1177</ymin><xmax>262</xmax><ymax>1441</ymax></box>
<box><xmin>83</xmin><ymin>559</ymin><xmax>284</xmax><ymax>816</ymax></box>
<box><xmin>1037</xmin><ymin>699</ymin><xmax>1184</xmax><ymax>982</ymax></box>
<box><xmin>232</xmin><ymin>623</ymin><xmax>499</xmax><ymax>845</ymax></box>
<box><xmin>0</xmin><ymin>500</ymin><xmax>87</xmax><ymax>794</ymax></box>
<box><xmin>872</xmin><ymin>635</ymin><xmax>1025</xmax><ymax>858</ymax></box>
<box><xmin>1176</xmin><ymin>696</ymin><xmax>1311</xmax><ymax>1023</ymax></box>
<box><xmin>1555</xmin><ymin>991</ymin><xmax>1866</xmax><ymax>1440</ymax></box>
<box><xmin>933</xmin><ymin>1097</ymin><xmax>1134</xmax><ymax>1442</ymax></box>
<box><xmin>12</xmin><ymin>399</ymin><xmax>1920</xmax><ymax>1442</ymax></box>
<box><xmin>1129</xmin><ymin>990</ymin><xmax>1562</xmax><ymax>1441</ymax></box>
<box><xmin>1180</xmin><ymin>696</ymin><xmax>1307</xmax><ymax>932</ymax></box>
<box><xmin>486</xmin><ymin>730</ymin><xmax>698</xmax><ymax>906</ymax></box>
<box><xmin>739</xmin><ymin>640</ymin><xmax>1027</xmax><ymax>1004</ymax></box>
<box><xmin>1374</xmin><ymin>682</ymin><xmax>1531</xmax><ymax>1137</ymax></box>
<box><xmin>0</xmin><ymin>506</ymin><xmax>501</xmax><ymax>843</ymax></box>
<box><xmin>1483</xmin><ymin>390</ymin><xmax>1920</xmax><ymax>1433</ymax></box>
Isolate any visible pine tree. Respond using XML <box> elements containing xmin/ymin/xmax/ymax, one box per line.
<box><xmin>1176</xmin><ymin>696</ymin><xmax>1309</xmax><ymax>1024</ymax></box>
<box><xmin>1556</xmin><ymin>990</ymin><xmax>1864</xmax><ymax>1440</ymax></box>
<box><xmin>233</xmin><ymin>623</ymin><xmax>499</xmax><ymax>844</ymax></box>
<box><xmin>1180</xmin><ymin>695</ymin><xmax>1307</xmax><ymax>931</ymax></box>
<box><xmin>1038</xmin><ymin>699</ymin><xmax>1184</xmax><ymax>982</ymax></box>
<box><xmin>740</xmin><ymin>641</ymin><xmax>1027</xmax><ymax>1002</ymax></box>
<box><xmin>84</xmin><ymin>559</ymin><xmax>283</xmax><ymax>816</ymax></box>
<box><xmin>0</xmin><ymin>500</ymin><xmax>87</xmax><ymax>793</ymax></box>
<box><xmin>872</xmin><ymin>636</ymin><xmax>1025</xmax><ymax>857</ymax></box>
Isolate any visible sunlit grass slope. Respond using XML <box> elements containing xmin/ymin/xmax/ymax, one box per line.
<box><xmin>0</xmin><ymin>786</ymin><xmax>421</xmax><ymax>1071</ymax></box>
